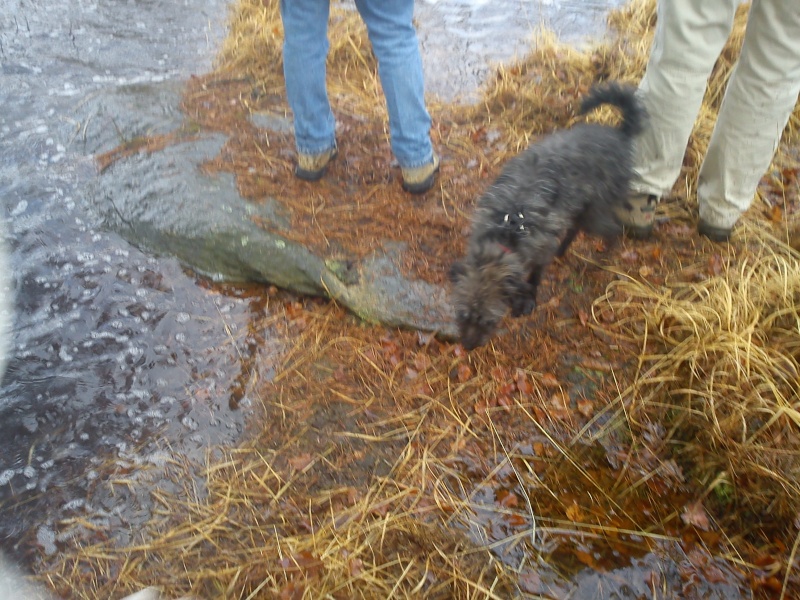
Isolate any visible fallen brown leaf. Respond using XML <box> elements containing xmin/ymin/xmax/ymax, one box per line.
<box><xmin>566</xmin><ymin>502</ymin><xmax>585</xmax><ymax>522</ymax></box>
<box><xmin>577</xmin><ymin>398</ymin><xmax>594</xmax><ymax>418</ymax></box>
<box><xmin>540</xmin><ymin>372</ymin><xmax>560</xmax><ymax>387</ymax></box>
<box><xmin>456</xmin><ymin>362</ymin><xmax>473</xmax><ymax>383</ymax></box>
<box><xmin>288</xmin><ymin>453</ymin><xmax>314</xmax><ymax>472</ymax></box>
<box><xmin>681</xmin><ymin>500</ymin><xmax>711</xmax><ymax>531</ymax></box>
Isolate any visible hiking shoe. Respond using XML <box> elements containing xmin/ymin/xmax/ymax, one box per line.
<box><xmin>616</xmin><ymin>193</ymin><xmax>658</xmax><ymax>239</ymax></box>
<box><xmin>401</xmin><ymin>154</ymin><xmax>440</xmax><ymax>194</ymax></box>
<box><xmin>295</xmin><ymin>145</ymin><xmax>338</xmax><ymax>181</ymax></box>
<box><xmin>698</xmin><ymin>219</ymin><xmax>732</xmax><ymax>242</ymax></box>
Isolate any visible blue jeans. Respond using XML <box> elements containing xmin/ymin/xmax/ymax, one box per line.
<box><xmin>279</xmin><ymin>0</ymin><xmax>433</xmax><ymax>169</ymax></box>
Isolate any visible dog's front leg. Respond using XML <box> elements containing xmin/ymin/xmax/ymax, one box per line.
<box><xmin>509</xmin><ymin>290</ymin><xmax>535</xmax><ymax>317</ymax></box>
<box><xmin>556</xmin><ymin>226</ymin><xmax>580</xmax><ymax>258</ymax></box>
<box><xmin>509</xmin><ymin>268</ymin><xmax>541</xmax><ymax>317</ymax></box>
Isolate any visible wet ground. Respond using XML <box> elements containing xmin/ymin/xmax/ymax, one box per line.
<box><xmin>5</xmin><ymin>0</ymin><xmax>793</xmax><ymax>596</ymax></box>
<box><xmin>0</xmin><ymin>0</ymin><xmax>625</xmax><ymax>564</ymax></box>
<box><xmin>3</xmin><ymin>0</ymin><xmax>725</xmax><ymax>595</ymax></box>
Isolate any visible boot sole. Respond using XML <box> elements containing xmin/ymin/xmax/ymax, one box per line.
<box><xmin>295</xmin><ymin>149</ymin><xmax>338</xmax><ymax>182</ymax></box>
<box><xmin>698</xmin><ymin>220</ymin><xmax>732</xmax><ymax>242</ymax></box>
<box><xmin>622</xmin><ymin>224</ymin><xmax>654</xmax><ymax>240</ymax></box>
<box><xmin>402</xmin><ymin>159</ymin><xmax>440</xmax><ymax>194</ymax></box>
<box><xmin>295</xmin><ymin>167</ymin><xmax>327</xmax><ymax>182</ymax></box>
<box><xmin>402</xmin><ymin>175</ymin><xmax>436</xmax><ymax>194</ymax></box>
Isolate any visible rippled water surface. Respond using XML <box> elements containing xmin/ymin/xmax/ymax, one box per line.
<box><xmin>0</xmin><ymin>0</ymin><xmax>621</xmax><ymax>564</ymax></box>
<box><xmin>0</xmin><ymin>0</ymin><xmax>252</xmax><ymax>557</ymax></box>
<box><xmin>417</xmin><ymin>0</ymin><xmax>624</xmax><ymax>100</ymax></box>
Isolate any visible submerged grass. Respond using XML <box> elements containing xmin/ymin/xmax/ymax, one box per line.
<box><xmin>42</xmin><ymin>0</ymin><xmax>800</xmax><ymax>597</ymax></box>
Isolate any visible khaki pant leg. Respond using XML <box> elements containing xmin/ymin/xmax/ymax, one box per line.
<box><xmin>632</xmin><ymin>0</ymin><xmax>739</xmax><ymax>197</ymax></box>
<box><xmin>697</xmin><ymin>0</ymin><xmax>800</xmax><ymax>230</ymax></box>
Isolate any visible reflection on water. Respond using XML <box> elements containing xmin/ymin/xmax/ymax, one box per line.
<box><xmin>0</xmin><ymin>0</ymin><xmax>622</xmax><ymax>566</ymax></box>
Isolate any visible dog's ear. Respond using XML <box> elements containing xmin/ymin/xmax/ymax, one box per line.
<box><xmin>449</xmin><ymin>260</ymin><xmax>467</xmax><ymax>283</ymax></box>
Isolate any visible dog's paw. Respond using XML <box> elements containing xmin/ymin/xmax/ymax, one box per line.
<box><xmin>504</xmin><ymin>278</ymin><xmax>537</xmax><ymax>317</ymax></box>
<box><xmin>448</xmin><ymin>260</ymin><xmax>467</xmax><ymax>283</ymax></box>
<box><xmin>509</xmin><ymin>295</ymin><xmax>536</xmax><ymax>318</ymax></box>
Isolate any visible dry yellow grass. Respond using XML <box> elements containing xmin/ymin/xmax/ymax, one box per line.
<box><xmin>593</xmin><ymin>223</ymin><xmax>800</xmax><ymax>516</ymax></box>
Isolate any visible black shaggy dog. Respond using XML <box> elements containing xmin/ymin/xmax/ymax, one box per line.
<box><xmin>450</xmin><ymin>82</ymin><xmax>646</xmax><ymax>350</ymax></box>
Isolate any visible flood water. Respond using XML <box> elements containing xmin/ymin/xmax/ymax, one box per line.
<box><xmin>0</xmin><ymin>0</ymin><xmax>620</xmax><ymax>572</ymax></box>
<box><xmin>0</xmin><ymin>0</ymin><xmax>252</xmax><ymax>559</ymax></box>
<box><xmin>417</xmin><ymin>0</ymin><xmax>625</xmax><ymax>101</ymax></box>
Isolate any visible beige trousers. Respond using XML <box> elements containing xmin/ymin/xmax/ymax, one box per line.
<box><xmin>632</xmin><ymin>0</ymin><xmax>800</xmax><ymax>230</ymax></box>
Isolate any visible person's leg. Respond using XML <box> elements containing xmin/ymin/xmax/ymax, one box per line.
<box><xmin>353</xmin><ymin>0</ymin><xmax>437</xmax><ymax>191</ymax></box>
<box><xmin>279</xmin><ymin>0</ymin><xmax>337</xmax><ymax>171</ymax></box>
<box><xmin>622</xmin><ymin>0</ymin><xmax>739</xmax><ymax>237</ymax></box>
<box><xmin>697</xmin><ymin>0</ymin><xmax>800</xmax><ymax>240</ymax></box>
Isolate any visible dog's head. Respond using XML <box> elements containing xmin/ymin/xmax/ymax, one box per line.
<box><xmin>449</xmin><ymin>243</ymin><xmax>532</xmax><ymax>350</ymax></box>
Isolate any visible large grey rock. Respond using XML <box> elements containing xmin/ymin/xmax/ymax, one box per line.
<box><xmin>75</xmin><ymin>81</ymin><xmax>189</xmax><ymax>156</ymax></box>
<box><xmin>84</xmin><ymin>82</ymin><xmax>456</xmax><ymax>337</ymax></box>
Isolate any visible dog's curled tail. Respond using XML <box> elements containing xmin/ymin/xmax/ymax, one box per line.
<box><xmin>579</xmin><ymin>82</ymin><xmax>646</xmax><ymax>138</ymax></box>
